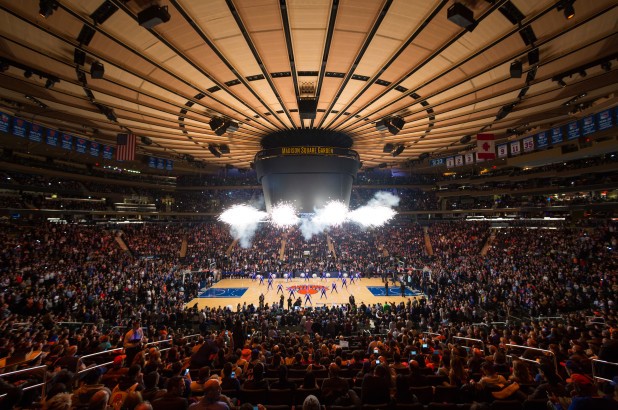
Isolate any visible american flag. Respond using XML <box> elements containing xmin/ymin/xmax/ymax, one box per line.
<box><xmin>116</xmin><ymin>133</ymin><xmax>136</xmax><ymax>161</ymax></box>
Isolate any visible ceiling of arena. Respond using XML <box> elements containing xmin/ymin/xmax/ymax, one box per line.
<box><xmin>0</xmin><ymin>0</ymin><xmax>616</xmax><ymax>170</ymax></box>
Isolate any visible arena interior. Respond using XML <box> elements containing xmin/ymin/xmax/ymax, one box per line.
<box><xmin>0</xmin><ymin>1</ymin><xmax>617</xmax><ymax>409</ymax></box>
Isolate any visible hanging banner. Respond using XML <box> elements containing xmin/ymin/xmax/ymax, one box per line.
<box><xmin>464</xmin><ymin>152</ymin><xmax>475</xmax><ymax>165</ymax></box>
<box><xmin>75</xmin><ymin>138</ymin><xmax>87</xmax><ymax>153</ymax></box>
<box><xmin>566</xmin><ymin>121</ymin><xmax>580</xmax><ymax>140</ymax></box>
<box><xmin>156</xmin><ymin>157</ymin><xmax>165</xmax><ymax>170</ymax></box>
<box><xmin>102</xmin><ymin>145</ymin><xmax>113</xmax><ymax>160</ymax></box>
<box><xmin>61</xmin><ymin>134</ymin><xmax>73</xmax><ymax>150</ymax></box>
<box><xmin>166</xmin><ymin>159</ymin><xmax>173</xmax><ymax>171</ymax></box>
<box><xmin>597</xmin><ymin>109</ymin><xmax>614</xmax><ymax>131</ymax></box>
<box><xmin>430</xmin><ymin>158</ymin><xmax>445</xmax><ymax>167</ymax></box>
<box><xmin>522</xmin><ymin>136</ymin><xmax>534</xmax><ymax>153</ymax></box>
<box><xmin>0</xmin><ymin>111</ymin><xmax>10</xmax><ymax>133</ymax></box>
<box><xmin>148</xmin><ymin>156</ymin><xmax>157</xmax><ymax>168</ymax></box>
<box><xmin>89</xmin><ymin>141</ymin><xmax>100</xmax><ymax>157</ymax></box>
<box><xmin>551</xmin><ymin>127</ymin><xmax>563</xmax><ymax>145</ymax></box>
<box><xmin>536</xmin><ymin>131</ymin><xmax>548</xmax><ymax>148</ymax></box>
<box><xmin>454</xmin><ymin>155</ymin><xmax>464</xmax><ymax>167</ymax></box>
<box><xmin>446</xmin><ymin>157</ymin><xmax>455</xmax><ymax>168</ymax></box>
<box><xmin>581</xmin><ymin>115</ymin><xmax>596</xmax><ymax>136</ymax></box>
<box><xmin>12</xmin><ymin>118</ymin><xmax>28</xmax><ymax>138</ymax></box>
<box><xmin>510</xmin><ymin>140</ymin><xmax>521</xmax><ymax>156</ymax></box>
<box><xmin>497</xmin><ymin>144</ymin><xmax>508</xmax><ymax>158</ymax></box>
<box><xmin>46</xmin><ymin>129</ymin><xmax>59</xmax><ymax>147</ymax></box>
<box><xmin>28</xmin><ymin>123</ymin><xmax>43</xmax><ymax>143</ymax></box>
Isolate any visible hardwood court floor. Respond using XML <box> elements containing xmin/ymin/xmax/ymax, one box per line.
<box><xmin>186</xmin><ymin>277</ymin><xmax>423</xmax><ymax>310</ymax></box>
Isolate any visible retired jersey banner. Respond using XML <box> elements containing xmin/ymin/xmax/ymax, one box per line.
<box><xmin>454</xmin><ymin>155</ymin><xmax>464</xmax><ymax>167</ymax></box>
<box><xmin>156</xmin><ymin>157</ymin><xmax>165</xmax><ymax>170</ymax></box>
<box><xmin>12</xmin><ymin>118</ymin><xmax>28</xmax><ymax>138</ymax></box>
<box><xmin>61</xmin><ymin>134</ymin><xmax>73</xmax><ymax>150</ymax></box>
<box><xmin>430</xmin><ymin>158</ymin><xmax>445</xmax><ymax>167</ymax></box>
<box><xmin>497</xmin><ymin>144</ymin><xmax>508</xmax><ymax>158</ymax></box>
<box><xmin>0</xmin><ymin>111</ymin><xmax>10</xmax><ymax>133</ymax></box>
<box><xmin>510</xmin><ymin>140</ymin><xmax>521</xmax><ymax>156</ymax></box>
<box><xmin>46</xmin><ymin>129</ymin><xmax>59</xmax><ymax>147</ymax></box>
<box><xmin>522</xmin><ymin>136</ymin><xmax>534</xmax><ymax>153</ymax></box>
<box><xmin>28</xmin><ymin>123</ymin><xmax>43</xmax><ymax>143</ymax></box>
<box><xmin>581</xmin><ymin>115</ymin><xmax>596</xmax><ymax>136</ymax></box>
<box><xmin>551</xmin><ymin>127</ymin><xmax>563</xmax><ymax>145</ymax></box>
<box><xmin>89</xmin><ymin>141</ymin><xmax>100</xmax><ymax>157</ymax></box>
<box><xmin>148</xmin><ymin>156</ymin><xmax>157</xmax><ymax>168</ymax></box>
<box><xmin>597</xmin><ymin>109</ymin><xmax>613</xmax><ymax>131</ymax></box>
<box><xmin>166</xmin><ymin>159</ymin><xmax>173</xmax><ymax>171</ymax></box>
<box><xmin>536</xmin><ymin>131</ymin><xmax>548</xmax><ymax>148</ymax></box>
<box><xmin>446</xmin><ymin>157</ymin><xmax>455</xmax><ymax>168</ymax></box>
<box><xmin>465</xmin><ymin>152</ymin><xmax>475</xmax><ymax>165</ymax></box>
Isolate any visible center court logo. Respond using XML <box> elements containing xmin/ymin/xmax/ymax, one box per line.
<box><xmin>287</xmin><ymin>285</ymin><xmax>327</xmax><ymax>295</ymax></box>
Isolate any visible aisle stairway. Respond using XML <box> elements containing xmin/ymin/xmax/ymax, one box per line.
<box><xmin>180</xmin><ymin>235</ymin><xmax>188</xmax><ymax>258</ymax></box>
<box><xmin>279</xmin><ymin>232</ymin><xmax>287</xmax><ymax>260</ymax></box>
<box><xmin>481</xmin><ymin>229</ymin><xmax>496</xmax><ymax>256</ymax></box>
<box><xmin>423</xmin><ymin>226</ymin><xmax>434</xmax><ymax>256</ymax></box>
<box><xmin>114</xmin><ymin>232</ymin><xmax>130</xmax><ymax>253</ymax></box>
<box><xmin>327</xmin><ymin>235</ymin><xmax>337</xmax><ymax>259</ymax></box>
<box><xmin>226</xmin><ymin>239</ymin><xmax>238</xmax><ymax>256</ymax></box>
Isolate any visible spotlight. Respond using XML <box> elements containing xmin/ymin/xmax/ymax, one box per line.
<box><xmin>219</xmin><ymin>144</ymin><xmax>230</xmax><ymax>154</ymax></box>
<box><xmin>557</xmin><ymin>78</ymin><xmax>567</xmax><ymax>88</ymax></box>
<box><xmin>0</xmin><ymin>59</ymin><xmax>8</xmax><ymax>72</ymax></box>
<box><xmin>90</xmin><ymin>61</ymin><xmax>104</xmax><ymax>79</ymax></box>
<box><xmin>391</xmin><ymin>145</ymin><xmax>405</xmax><ymax>157</ymax></box>
<box><xmin>383</xmin><ymin>143</ymin><xmax>395</xmax><ymax>153</ymax></box>
<box><xmin>579</xmin><ymin>70</ymin><xmax>586</xmax><ymax>78</ymax></box>
<box><xmin>39</xmin><ymin>0</ymin><xmax>58</xmax><ymax>19</ymax></box>
<box><xmin>208</xmin><ymin>144</ymin><xmax>222</xmax><ymax>158</ymax></box>
<box><xmin>24</xmin><ymin>70</ymin><xmax>32</xmax><ymax>79</ymax></box>
<box><xmin>138</xmin><ymin>5</ymin><xmax>171</xmax><ymax>29</ymax></box>
<box><xmin>601</xmin><ymin>61</ymin><xmax>612</xmax><ymax>72</ymax></box>
<box><xmin>74</xmin><ymin>49</ymin><xmax>86</xmax><ymax>66</ymax></box>
<box><xmin>77</xmin><ymin>25</ymin><xmax>96</xmax><ymax>46</ymax></box>
<box><xmin>510</xmin><ymin>60</ymin><xmax>522</xmax><ymax>78</ymax></box>
<box><xmin>564</xmin><ymin>3</ymin><xmax>575</xmax><ymax>19</ymax></box>
<box><xmin>225</xmin><ymin>121</ymin><xmax>239</xmax><ymax>133</ymax></box>
<box><xmin>447</xmin><ymin>2</ymin><xmax>476</xmax><ymax>32</ymax></box>
<box><xmin>459</xmin><ymin>135</ymin><xmax>471</xmax><ymax>144</ymax></box>
<box><xmin>209</xmin><ymin>117</ymin><xmax>224</xmax><ymax>132</ymax></box>
<box><xmin>376</xmin><ymin>119</ymin><xmax>389</xmax><ymax>132</ymax></box>
<box><xmin>44</xmin><ymin>78</ymin><xmax>56</xmax><ymax>89</ymax></box>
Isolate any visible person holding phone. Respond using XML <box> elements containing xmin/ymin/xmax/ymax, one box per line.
<box><xmin>220</xmin><ymin>362</ymin><xmax>241</xmax><ymax>392</ymax></box>
<box><xmin>123</xmin><ymin>320</ymin><xmax>144</xmax><ymax>365</ymax></box>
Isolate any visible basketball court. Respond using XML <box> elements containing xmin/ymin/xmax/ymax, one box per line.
<box><xmin>185</xmin><ymin>276</ymin><xmax>423</xmax><ymax>310</ymax></box>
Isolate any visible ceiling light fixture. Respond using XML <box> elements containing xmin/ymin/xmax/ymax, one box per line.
<box><xmin>39</xmin><ymin>0</ymin><xmax>58</xmax><ymax>19</ymax></box>
<box><xmin>557</xmin><ymin>78</ymin><xmax>567</xmax><ymax>88</ymax></box>
<box><xmin>447</xmin><ymin>2</ymin><xmax>477</xmax><ymax>32</ymax></box>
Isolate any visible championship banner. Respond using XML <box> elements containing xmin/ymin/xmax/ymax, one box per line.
<box><xmin>156</xmin><ymin>158</ymin><xmax>165</xmax><ymax>169</ymax></box>
<box><xmin>446</xmin><ymin>157</ymin><xmax>455</xmax><ymax>168</ymax></box>
<box><xmin>497</xmin><ymin>144</ymin><xmax>508</xmax><ymax>158</ymax></box>
<box><xmin>429</xmin><ymin>158</ymin><xmax>445</xmax><ymax>167</ymax></box>
<box><xmin>551</xmin><ymin>127</ymin><xmax>563</xmax><ymax>145</ymax></box>
<box><xmin>12</xmin><ymin>118</ymin><xmax>28</xmax><ymax>138</ymax></box>
<box><xmin>166</xmin><ymin>159</ymin><xmax>173</xmax><ymax>171</ymax></box>
<box><xmin>581</xmin><ymin>115</ymin><xmax>596</xmax><ymax>136</ymax></box>
<box><xmin>454</xmin><ymin>155</ymin><xmax>464</xmax><ymax>167</ymax></box>
<box><xmin>522</xmin><ymin>136</ymin><xmax>534</xmax><ymax>153</ymax></box>
<box><xmin>597</xmin><ymin>109</ymin><xmax>614</xmax><ymax>131</ymax></box>
<box><xmin>46</xmin><ymin>129</ymin><xmax>59</xmax><ymax>147</ymax></box>
<box><xmin>76</xmin><ymin>138</ymin><xmax>87</xmax><ymax>153</ymax></box>
<box><xmin>536</xmin><ymin>131</ymin><xmax>548</xmax><ymax>149</ymax></box>
<box><xmin>566</xmin><ymin>121</ymin><xmax>580</xmax><ymax>140</ymax></box>
<box><xmin>509</xmin><ymin>140</ymin><xmax>521</xmax><ymax>156</ymax></box>
<box><xmin>102</xmin><ymin>145</ymin><xmax>114</xmax><ymax>160</ymax></box>
<box><xmin>0</xmin><ymin>111</ymin><xmax>10</xmax><ymax>133</ymax></box>
<box><xmin>89</xmin><ymin>141</ymin><xmax>100</xmax><ymax>157</ymax></box>
<box><xmin>148</xmin><ymin>156</ymin><xmax>157</xmax><ymax>168</ymax></box>
<box><xmin>28</xmin><ymin>123</ymin><xmax>43</xmax><ymax>143</ymax></box>
<box><xmin>61</xmin><ymin>134</ymin><xmax>73</xmax><ymax>150</ymax></box>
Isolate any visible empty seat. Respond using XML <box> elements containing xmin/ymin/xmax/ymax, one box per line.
<box><xmin>409</xmin><ymin>386</ymin><xmax>433</xmax><ymax>405</ymax></box>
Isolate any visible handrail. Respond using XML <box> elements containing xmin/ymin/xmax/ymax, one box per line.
<box><xmin>0</xmin><ymin>365</ymin><xmax>47</xmax><ymax>400</ymax></box>
<box><xmin>505</xmin><ymin>343</ymin><xmax>557</xmax><ymax>372</ymax></box>
<box><xmin>76</xmin><ymin>361</ymin><xmax>114</xmax><ymax>374</ymax></box>
<box><xmin>592</xmin><ymin>359</ymin><xmax>618</xmax><ymax>384</ymax></box>
<box><xmin>422</xmin><ymin>332</ymin><xmax>442</xmax><ymax>337</ymax></box>
<box><xmin>533</xmin><ymin>316</ymin><xmax>564</xmax><ymax>322</ymax></box>
<box><xmin>144</xmin><ymin>338</ymin><xmax>172</xmax><ymax>347</ymax></box>
<box><xmin>81</xmin><ymin>348</ymin><xmax>124</xmax><ymax>360</ymax></box>
<box><xmin>507</xmin><ymin>354</ymin><xmax>542</xmax><ymax>366</ymax></box>
<box><xmin>452</xmin><ymin>336</ymin><xmax>486</xmax><ymax>355</ymax></box>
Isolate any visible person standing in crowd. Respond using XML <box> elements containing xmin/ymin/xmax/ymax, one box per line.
<box><xmin>124</xmin><ymin>320</ymin><xmax>145</xmax><ymax>364</ymax></box>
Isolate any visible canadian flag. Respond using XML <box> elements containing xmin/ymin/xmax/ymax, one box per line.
<box><xmin>476</xmin><ymin>133</ymin><xmax>496</xmax><ymax>160</ymax></box>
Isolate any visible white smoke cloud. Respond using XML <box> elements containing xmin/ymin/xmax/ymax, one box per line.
<box><xmin>218</xmin><ymin>204</ymin><xmax>267</xmax><ymax>248</ymax></box>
